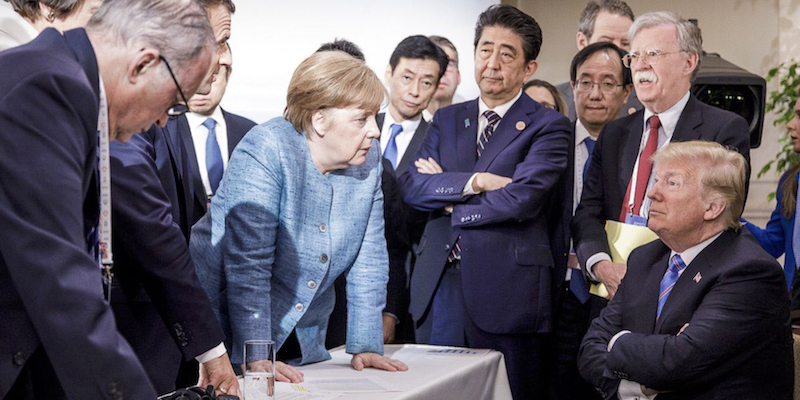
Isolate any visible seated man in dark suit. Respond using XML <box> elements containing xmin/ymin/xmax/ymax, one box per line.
<box><xmin>0</xmin><ymin>0</ymin><xmax>215</xmax><ymax>398</ymax></box>
<box><xmin>579</xmin><ymin>141</ymin><xmax>792</xmax><ymax>400</ymax></box>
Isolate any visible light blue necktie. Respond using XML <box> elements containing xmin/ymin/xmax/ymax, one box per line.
<box><xmin>383</xmin><ymin>123</ymin><xmax>403</xmax><ymax>169</ymax></box>
<box><xmin>793</xmin><ymin>179</ymin><xmax>800</xmax><ymax>267</ymax></box>
<box><xmin>657</xmin><ymin>254</ymin><xmax>686</xmax><ymax>319</ymax></box>
<box><xmin>204</xmin><ymin>118</ymin><xmax>223</xmax><ymax>194</ymax></box>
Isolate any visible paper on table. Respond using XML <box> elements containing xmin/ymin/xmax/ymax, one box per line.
<box><xmin>590</xmin><ymin>220</ymin><xmax>659</xmax><ymax>298</ymax></box>
<box><xmin>286</xmin><ymin>376</ymin><xmax>400</xmax><ymax>393</ymax></box>
<box><xmin>274</xmin><ymin>383</ymin><xmax>341</xmax><ymax>400</ymax></box>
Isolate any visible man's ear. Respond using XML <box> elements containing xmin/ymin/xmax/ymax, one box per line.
<box><xmin>576</xmin><ymin>32</ymin><xmax>588</xmax><ymax>50</ymax></box>
<box><xmin>703</xmin><ymin>197</ymin><xmax>726</xmax><ymax>222</ymax></box>
<box><xmin>128</xmin><ymin>49</ymin><xmax>161</xmax><ymax>84</ymax></box>
<box><xmin>384</xmin><ymin>64</ymin><xmax>393</xmax><ymax>83</ymax></box>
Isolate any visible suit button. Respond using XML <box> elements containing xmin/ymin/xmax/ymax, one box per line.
<box><xmin>107</xmin><ymin>382</ymin><xmax>118</xmax><ymax>394</ymax></box>
<box><xmin>294</xmin><ymin>303</ymin><xmax>304</xmax><ymax>312</ymax></box>
<box><xmin>12</xmin><ymin>352</ymin><xmax>25</xmax><ymax>366</ymax></box>
<box><xmin>307</xmin><ymin>280</ymin><xmax>317</xmax><ymax>289</ymax></box>
<box><xmin>319</xmin><ymin>223</ymin><xmax>327</xmax><ymax>233</ymax></box>
<box><xmin>320</xmin><ymin>254</ymin><xmax>328</xmax><ymax>263</ymax></box>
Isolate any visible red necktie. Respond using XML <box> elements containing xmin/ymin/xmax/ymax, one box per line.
<box><xmin>619</xmin><ymin>115</ymin><xmax>661</xmax><ymax>221</ymax></box>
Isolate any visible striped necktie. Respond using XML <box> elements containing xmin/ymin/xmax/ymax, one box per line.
<box><xmin>657</xmin><ymin>254</ymin><xmax>686</xmax><ymax>319</ymax></box>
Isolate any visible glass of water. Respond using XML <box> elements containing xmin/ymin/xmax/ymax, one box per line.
<box><xmin>243</xmin><ymin>340</ymin><xmax>276</xmax><ymax>400</ymax></box>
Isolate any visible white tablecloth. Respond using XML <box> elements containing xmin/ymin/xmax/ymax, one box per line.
<box><xmin>283</xmin><ymin>344</ymin><xmax>512</xmax><ymax>400</ymax></box>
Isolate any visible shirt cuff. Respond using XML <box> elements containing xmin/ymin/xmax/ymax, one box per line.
<box><xmin>195</xmin><ymin>342</ymin><xmax>227</xmax><ymax>364</ymax></box>
<box><xmin>383</xmin><ymin>311</ymin><xmax>399</xmax><ymax>323</ymax></box>
<box><xmin>618</xmin><ymin>379</ymin><xmax>657</xmax><ymax>400</ymax></box>
<box><xmin>586</xmin><ymin>252</ymin><xmax>612</xmax><ymax>281</ymax></box>
<box><xmin>462</xmin><ymin>173</ymin><xmax>479</xmax><ymax>196</ymax></box>
<box><xmin>608</xmin><ymin>330</ymin><xmax>631</xmax><ymax>352</ymax></box>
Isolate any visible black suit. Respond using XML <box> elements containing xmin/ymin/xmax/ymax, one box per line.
<box><xmin>326</xmin><ymin>113</ymin><xmax>428</xmax><ymax>348</ymax></box>
<box><xmin>0</xmin><ymin>28</ymin><xmax>156</xmax><ymax>399</ymax></box>
<box><xmin>109</xmin><ymin>134</ymin><xmax>226</xmax><ymax>393</ymax></box>
<box><xmin>573</xmin><ymin>95</ymin><xmax>750</xmax><ymax>271</ymax></box>
<box><xmin>172</xmin><ymin>111</ymin><xmax>256</xmax><ymax>227</ymax></box>
<box><xmin>579</xmin><ymin>229</ymin><xmax>793</xmax><ymax>399</ymax></box>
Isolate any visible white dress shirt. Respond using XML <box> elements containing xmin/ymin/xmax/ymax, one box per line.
<box><xmin>187</xmin><ymin>108</ymin><xmax>229</xmax><ymax>197</ymax></box>
<box><xmin>379</xmin><ymin>111</ymin><xmax>422</xmax><ymax>165</ymax></box>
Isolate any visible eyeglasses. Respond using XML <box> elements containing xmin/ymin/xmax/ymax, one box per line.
<box><xmin>622</xmin><ymin>50</ymin><xmax>684</xmax><ymax>68</ymax></box>
<box><xmin>446</xmin><ymin>58</ymin><xmax>458</xmax><ymax>71</ymax></box>
<box><xmin>159</xmin><ymin>55</ymin><xmax>189</xmax><ymax>117</ymax></box>
<box><xmin>574</xmin><ymin>79</ymin><xmax>623</xmax><ymax>94</ymax></box>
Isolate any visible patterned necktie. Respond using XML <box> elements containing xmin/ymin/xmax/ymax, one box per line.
<box><xmin>619</xmin><ymin>115</ymin><xmax>660</xmax><ymax>220</ymax></box>
<box><xmin>477</xmin><ymin>110</ymin><xmax>501</xmax><ymax>157</ymax></box>
<box><xmin>657</xmin><ymin>254</ymin><xmax>686</xmax><ymax>319</ymax></box>
<box><xmin>383</xmin><ymin>123</ymin><xmax>403</xmax><ymax>169</ymax></box>
<box><xmin>204</xmin><ymin>118</ymin><xmax>223</xmax><ymax>194</ymax></box>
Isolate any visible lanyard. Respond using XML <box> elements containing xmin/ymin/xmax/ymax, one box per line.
<box><xmin>97</xmin><ymin>82</ymin><xmax>113</xmax><ymax>302</ymax></box>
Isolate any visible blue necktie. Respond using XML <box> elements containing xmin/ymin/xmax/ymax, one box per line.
<box><xmin>569</xmin><ymin>137</ymin><xmax>597</xmax><ymax>304</ymax></box>
<box><xmin>204</xmin><ymin>118</ymin><xmax>223</xmax><ymax>194</ymax></box>
<box><xmin>477</xmin><ymin>110</ymin><xmax>501</xmax><ymax>157</ymax></box>
<box><xmin>793</xmin><ymin>177</ymin><xmax>800</xmax><ymax>267</ymax></box>
<box><xmin>657</xmin><ymin>254</ymin><xmax>686</xmax><ymax>319</ymax></box>
<box><xmin>383</xmin><ymin>123</ymin><xmax>403</xmax><ymax>169</ymax></box>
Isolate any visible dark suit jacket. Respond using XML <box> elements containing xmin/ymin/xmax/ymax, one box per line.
<box><xmin>0</xmin><ymin>28</ymin><xmax>156</xmax><ymax>399</ymax></box>
<box><xmin>400</xmin><ymin>94</ymin><xmax>571</xmax><ymax>334</ymax></box>
<box><xmin>572</xmin><ymin>95</ymin><xmax>750</xmax><ymax>270</ymax></box>
<box><xmin>174</xmin><ymin>111</ymin><xmax>256</xmax><ymax>227</ymax></box>
<box><xmin>109</xmin><ymin>135</ymin><xmax>226</xmax><ymax>393</ymax></box>
<box><xmin>578</xmin><ymin>229</ymin><xmax>793</xmax><ymax>399</ymax></box>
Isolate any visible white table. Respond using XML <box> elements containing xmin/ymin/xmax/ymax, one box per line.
<box><xmin>278</xmin><ymin>344</ymin><xmax>512</xmax><ymax>400</ymax></box>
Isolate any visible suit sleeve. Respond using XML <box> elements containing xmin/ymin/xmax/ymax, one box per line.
<box><xmin>110</xmin><ymin>137</ymin><xmax>225</xmax><ymax>360</ymax></box>
<box><xmin>573</xmin><ymin>122</ymin><xmax>615</xmax><ymax>269</ymax></box>
<box><xmin>381</xmin><ymin>163</ymin><xmax>409</xmax><ymax>320</ymax></box>
<box><xmin>399</xmin><ymin>112</ymin><xmax>476</xmax><ymax>212</ymax></box>
<box><xmin>450</xmin><ymin>116</ymin><xmax>571</xmax><ymax>228</ymax></box>
<box><xmin>345</xmin><ymin>152</ymin><xmax>388</xmax><ymax>355</ymax></box>
<box><xmin>0</xmin><ymin>72</ymin><xmax>156</xmax><ymax>397</ymax></box>
<box><xmin>605</xmin><ymin>256</ymin><xmax>788</xmax><ymax>390</ymax></box>
<box><xmin>744</xmin><ymin>174</ymin><xmax>788</xmax><ymax>258</ymax></box>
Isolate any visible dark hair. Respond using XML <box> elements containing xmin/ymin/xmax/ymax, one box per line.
<box><xmin>194</xmin><ymin>0</ymin><xmax>235</xmax><ymax>13</ymax></box>
<box><xmin>474</xmin><ymin>4</ymin><xmax>542</xmax><ymax>63</ymax></box>
<box><xmin>522</xmin><ymin>79</ymin><xmax>568</xmax><ymax>116</ymax></box>
<box><xmin>316</xmin><ymin>38</ymin><xmax>365</xmax><ymax>61</ymax></box>
<box><xmin>569</xmin><ymin>41</ymin><xmax>631</xmax><ymax>85</ymax></box>
<box><xmin>578</xmin><ymin>0</ymin><xmax>634</xmax><ymax>39</ymax></box>
<box><xmin>429</xmin><ymin>35</ymin><xmax>458</xmax><ymax>60</ymax></box>
<box><xmin>389</xmin><ymin>35</ymin><xmax>448</xmax><ymax>81</ymax></box>
<box><xmin>6</xmin><ymin>0</ymin><xmax>81</xmax><ymax>21</ymax></box>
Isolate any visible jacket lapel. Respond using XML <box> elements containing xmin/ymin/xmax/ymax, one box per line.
<box><xmin>473</xmin><ymin>96</ymin><xmax>528</xmax><ymax>172</ymax></box>
<box><xmin>673</xmin><ymin>96</ymin><xmax>704</xmax><ymax>142</ymax></box>
<box><xmin>172</xmin><ymin>115</ymin><xmax>206</xmax><ymax>207</ymax></box>
<box><xmin>396</xmin><ymin>118</ymin><xmax>428</xmax><ymax>176</ymax></box>
<box><xmin>455</xmin><ymin>100</ymin><xmax>479</xmax><ymax>172</ymax></box>
<box><xmin>618</xmin><ymin>111</ymin><xmax>644</xmax><ymax>196</ymax></box>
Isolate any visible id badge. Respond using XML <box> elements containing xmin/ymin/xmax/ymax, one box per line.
<box><xmin>624</xmin><ymin>213</ymin><xmax>648</xmax><ymax>227</ymax></box>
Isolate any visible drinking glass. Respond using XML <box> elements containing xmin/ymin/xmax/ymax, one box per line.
<box><xmin>243</xmin><ymin>340</ymin><xmax>275</xmax><ymax>400</ymax></box>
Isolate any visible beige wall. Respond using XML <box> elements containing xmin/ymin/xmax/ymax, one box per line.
<box><xmin>505</xmin><ymin>0</ymin><xmax>800</xmax><ymax>225</ymax></box>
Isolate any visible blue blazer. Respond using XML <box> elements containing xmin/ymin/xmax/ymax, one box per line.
<box><xmin>191</xmin><ymin>118</ymin><xmax>388</xmax><ymax>365</ymax></box>
<box><xmin>400</xmin><ymin>93</ymin><xmax>571</xmax><ymax>334</ymax></box>
<box><xmin>579</xmin><ymin>229</ymin><xmax>792</xmax><ymax>399</ymax></box>
<box><xmin>745</xmin><ymin>170</ymin><xmax>798</xmax><ymax>288</ymax></box>
<box><xmin>0</xmin><ymin>28</ymin><xmax>155</xmax><ymax>399</ymax></box>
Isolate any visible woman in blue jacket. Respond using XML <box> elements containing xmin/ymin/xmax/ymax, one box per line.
<box><xmin>191</xmin><ymin>51</ymin><xmax>407</xmax><ymax>382</ymax></box>
<box><xmin>745</xmin><ymin>95</ymin><xmax>800</xmax><ymax>292</ymax></box>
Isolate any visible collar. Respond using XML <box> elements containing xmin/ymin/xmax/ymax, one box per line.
<box><xmin>574</xmin><ymin>119</ymin><xmax>592</xmax><ymax>145</ymax></box>
<box><xmin>643</xmin><ymin>91</ymin><xmax>691</xmax><ymax>137</ymax></box>
<box><xmin>670</xmin><ymin>230</ymin><xmax>723</xmax><ymax>267</ymax></box>
<box><xmin>381</xmin><ymin>110</ymin><xmax>422</xmax><ymax>135</ymax></box>
<box><xmin>186</xmin><ymin>107</ymin><xmax>225</xmax><ymax>130</ymax></box>
<box><xmin>478</xmin><ymin>89</ymin><xmax>523</xmax><ymax>119</ymax></box>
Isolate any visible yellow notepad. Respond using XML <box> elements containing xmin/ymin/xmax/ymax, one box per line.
<box><xmin>589</xmin><ymin>220</ymin><xmax>659</xmax><ymax>298</ymax></box>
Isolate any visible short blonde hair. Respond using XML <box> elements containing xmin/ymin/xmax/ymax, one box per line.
<box><xmin>652</xmin><ymin>141</ymin><xmax>746</xmax><ymax>230</ymax></box>
<box><xmin>285</xmin><ymin>51</ymin><xmax>385</xmax><ymax>135</ymax></box>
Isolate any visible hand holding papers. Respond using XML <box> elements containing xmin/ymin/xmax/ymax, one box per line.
<box><xmin>590</xmin><ymin>220</ymin><xmax>659</xmax><ymax>299</ymax></box>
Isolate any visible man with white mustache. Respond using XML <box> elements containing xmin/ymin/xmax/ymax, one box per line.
<box><xmin>571</xmin><ymin>11</ymin><xmax>750</xmax><ymax>306</ymax></box>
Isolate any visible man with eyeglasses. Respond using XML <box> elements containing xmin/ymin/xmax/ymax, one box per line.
<box><xmin>0</xmin><ymin>0</ymin><xmax>219</xmax><ymax>398</ymax></box>
<box><xmin>557</xmin><ymin>0</ymin><xmax>642</xmax><ymax>121</ymax></box>
<box><xmin>106</xmin><ymin>0</ymin><xmax>246</xmax><ymax>396</ymax></box>
<box><xmin>549</xmin><ymin>41</ymin><xmax>632</xmax><ymax>400</ymax></box>
<box><xmin>571</xmin><ymin>11</ymin><xmax>749</xmax><ymax>315</ymax></box>
<box><xmin>423</xmin><ymin>35</ymin><xmax>463</xmax><ymax>122</ymax></box>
